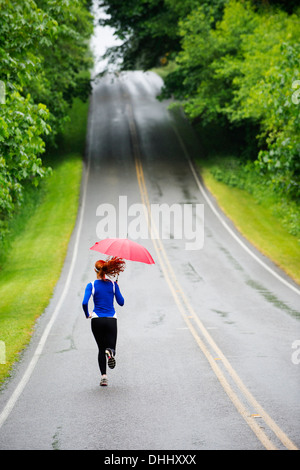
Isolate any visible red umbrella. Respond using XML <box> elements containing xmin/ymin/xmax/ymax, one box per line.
<box><xmin>90</xmin><ymin>238</ymin><xmax>155</xmax><ymax>264</ymax></box>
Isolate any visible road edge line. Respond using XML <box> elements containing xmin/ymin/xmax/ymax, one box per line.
<box><xmin>171</xmin><ymin>124</ymin><xmax>300</xmax><ymax>297</ymax></box>
<box><xmin>0</xmin><ymin>97</ymin><xmax>93</xmax><ymax>431</ymax></box>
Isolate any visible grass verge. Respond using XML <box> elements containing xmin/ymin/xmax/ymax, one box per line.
<box><xmin>150</xmin><ymin>61</ymin><xmax>300</xmax><ymax>286</ymax></box>
<box><xmin>0</xmin><ymin>97</ymin><xmax>89</xmax><ymax>386</ymax></box>
<box><xmin>151</xmin><ymin>67</ymin><xmax>300</xmax><ymax>286</ymax></box>
<box><xmin>196</xmin><ymin>157</ymin><xmax>300</xmax><ymax>285</ymax></box>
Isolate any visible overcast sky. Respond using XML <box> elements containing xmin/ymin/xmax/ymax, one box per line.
<box><xmin>90</xmin><ymin>0</ymin><xmax>123</xmax><ymax>77</ymax></box>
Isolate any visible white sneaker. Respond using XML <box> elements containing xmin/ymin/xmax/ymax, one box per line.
<box><xmin>105</xmin><ymin>349</ymin><xmax>116</xmax><ymax>369</ymax></box>
<box><xmin>100</xmin><ymin>375</ymin><xmax>108</xmax><ymax>386</ymax></box>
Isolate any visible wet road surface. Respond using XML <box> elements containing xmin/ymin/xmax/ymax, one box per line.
<box><xmin>0</xmin><ymin>71</ymin><xmax>299</xmax><ymax>450</ymax></box>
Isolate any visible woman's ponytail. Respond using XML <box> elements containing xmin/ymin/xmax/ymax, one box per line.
<box><xmin>95</xmin><ymin>257</ymin><xmax>125</xmax><ymax>280</ymax></box>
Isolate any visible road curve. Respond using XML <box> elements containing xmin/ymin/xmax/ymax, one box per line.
<box><xmin>0</xmin><ymin>71</ymin><xmax>299</xmax><ymax>450</ymax></box>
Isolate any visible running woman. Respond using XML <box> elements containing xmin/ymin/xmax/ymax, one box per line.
<box><xmin>82</xmin><ymin>257</ymin><xmax>125</xmax><ymax>386</ymax></box>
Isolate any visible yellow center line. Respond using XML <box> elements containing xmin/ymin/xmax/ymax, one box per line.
<box><xmin>127</xmin><ymin>102</ymin><xmax>298</xmax><ymax>451</ymax></box>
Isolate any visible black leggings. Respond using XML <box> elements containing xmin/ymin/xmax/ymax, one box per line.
<box><xmin>91</xmin><ymin>317</ymin><xmax>117</xmax><ymax>375</ymax></box>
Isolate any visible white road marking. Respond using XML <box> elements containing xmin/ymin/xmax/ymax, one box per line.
<box><xmin>0</xmin><ymin>101</ymin><xmax>94</xmax><ymax>430</ymax></box>
<box><xmin>128</xmin><ymin>99</ymin><xmax>298</xmax><ymax>450</ymax></box>
<box><xmin>171</xmin><ymin>123</ymin><xmax>300</xmax><ymax>296</ymax></box>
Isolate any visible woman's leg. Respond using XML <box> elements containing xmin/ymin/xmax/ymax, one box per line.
<box><xmin>91</xmin><ymin>318</ymin><xmax>107</xmax><ymax>375</ymax></box>
<box><xmin>104</xmin><ymin>318</ymin><xmax>117</xmax><ymax>369</ymax></box>
<box><xmin>91</xmin><ymin>318</ymin><xmax>118</xmax><ymax>375</ymax></box>
<box><xmin>105</xmin><ymin>318</ymin><xmax>117</xmax><ymax>355</ymax></box>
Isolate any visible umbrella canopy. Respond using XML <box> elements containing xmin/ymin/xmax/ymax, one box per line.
<box><xmin>90</xmin><ymin>238</ymin><xmax>155</xmax><ymax>264</ymax></box>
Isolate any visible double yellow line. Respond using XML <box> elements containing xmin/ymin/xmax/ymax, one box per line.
<box><xmin>127</xmin><ymin>102</ymin><xmax>297</xmax><ymax>451</ymax></box>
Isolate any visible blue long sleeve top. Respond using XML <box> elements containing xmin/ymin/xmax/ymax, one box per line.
<box><xmin>82</xmin><ymin>279</ymin><xmax>124</xmax><ymax>318</ymax></box>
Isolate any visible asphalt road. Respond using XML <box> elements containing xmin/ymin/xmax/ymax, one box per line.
<box><xmin>0</xmin><ymin>71</ymin><xmax>299</xmax><ymax>451</ymax></box>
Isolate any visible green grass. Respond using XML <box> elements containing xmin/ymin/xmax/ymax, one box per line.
<box><xmin>197</xmin><ymin>159</ymin><xmax>300</xmax><ymax>285</ymax></box>
<box><xmin>153</xmin><ymin>61</ymin><xmax>300</xmax><ymax>285</ymax></box>
<box><xmin>150</xmin><ymin>60</ymin><xmax>178</xmax><ymax>82</ymax></box>
<box><xmin>170</xmin><ymin>103</ymin><xmax>300</xmax><ymax>286</ymax></box>
<box><xmin>0</xmin><ymin>97</ymin><xmax>89</xmax><ymax>386</ymax></box>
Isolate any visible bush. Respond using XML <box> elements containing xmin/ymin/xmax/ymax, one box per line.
<box><xmin>162</xmin><ymin>0</ymin><xmax>300</xmax><ymax>200</ymax></box>
<box><xmin>0</xmin><ymin>0</ymin><xmax>93</xmax><ymax>238</ymax></box>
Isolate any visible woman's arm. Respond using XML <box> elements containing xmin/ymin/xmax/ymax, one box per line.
<box><xmin>114</xmin><ymin>282</ymin><xmax>124</xmax><ymax>306</ymax></box>
<box><xmin>82</xmin><ymin>282</ymin><xmax>92</xmax><ymax>318</ymax></box>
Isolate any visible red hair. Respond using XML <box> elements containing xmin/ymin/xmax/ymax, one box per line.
<box><xmin>95</xmin><ymin>257</ymin><xmax>126</xmax><ymax>280</ymax></box>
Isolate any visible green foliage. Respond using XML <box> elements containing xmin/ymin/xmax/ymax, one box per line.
<box><xmin>223</xmin><ymin>8</ymin><xmax>300</xmax><ymax>199</ymax></box>
<box><xmin>0</xmin><ymin>0</ymin><xmax>93</xmax><ymax>238</ymax></box>
<box><xmin>161</xmin><ymin>0</ymin><xmax>300</xmax><ymax>200</ymax></box>
<box><xmin>97</xmin><ymin>0</ymin><xmax>300</xmax><ymax>200</ymax></box>
<box><xmin>0</xmin><ymin>96</ymin><xmax>88</xmax><ymax>385</ymax></box>
<box><xmin>0</xmin><ymin>92</ymin><xmax>51</xmax><ymax>233</ymax></box>
<box><xmin>209</xmin><ymin>156</ymin><xmax>300</xmax><ymax>238</ymax></box>
<box><xmin>99</xmin><ymin>0</ymin><xmax>190</xmax><ymax>70</ymax></box>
